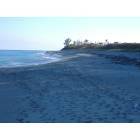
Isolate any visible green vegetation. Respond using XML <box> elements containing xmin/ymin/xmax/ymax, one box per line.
<box><xmin>62</xmin><ymin>38</ymin><xmax>140</xmax><ymax>51</ymax></box>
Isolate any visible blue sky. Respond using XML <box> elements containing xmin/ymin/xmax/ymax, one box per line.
<box><xmin>0</xmin><ymin>17</ymin><xmax>140</xmax><ymax>50</ymax></box>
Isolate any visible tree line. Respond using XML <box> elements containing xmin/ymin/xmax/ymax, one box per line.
<box><xmin>63</xmin><ymin>38</ymin><xmax>140</xmax><ymax>50</ymax></box>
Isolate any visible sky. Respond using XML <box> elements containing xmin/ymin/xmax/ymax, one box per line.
<box><xmin>0</xmin><ymin>17</ymin><xmax>140</xmax><ymax>50</ymax></box>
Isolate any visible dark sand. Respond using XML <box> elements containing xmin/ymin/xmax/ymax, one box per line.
<box><xmin>0</xmin><ymin>49</ymin><xmax>140</xmax><ymax>122</ymax></box>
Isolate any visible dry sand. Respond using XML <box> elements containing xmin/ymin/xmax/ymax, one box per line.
<box><xmin>0</xmin><ymin>49</ymin><xmax>140</xmax><ymax>122</ymax></box>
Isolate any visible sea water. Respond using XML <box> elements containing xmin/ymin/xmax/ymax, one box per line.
<box><xmin>0</xmin><ymin>50</ymin><xmax>62</xmax><ymax>68</ymax></box>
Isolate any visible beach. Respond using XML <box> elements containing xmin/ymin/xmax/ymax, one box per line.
<box><xmin>0</xmin><ymin>49</ymin><xmax>140</xmax><ymax>122</ymax></box>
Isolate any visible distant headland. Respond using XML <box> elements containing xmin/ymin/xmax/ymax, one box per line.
<box><xmin>62</xmin><ymin>38</ymin><xmax>140</xmax><ymax>51</ymax></box>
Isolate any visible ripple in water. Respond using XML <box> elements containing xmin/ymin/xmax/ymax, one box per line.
<box><xmin>0</xmin><ymin>50</ymin><xmax>62</xmax><ymax>68</ymax></box>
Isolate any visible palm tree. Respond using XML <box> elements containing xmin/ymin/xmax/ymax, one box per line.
<box><xmin>64</xmin><ymin>38</ymin><xmax>72</xmax><ymax>48</ymax></box>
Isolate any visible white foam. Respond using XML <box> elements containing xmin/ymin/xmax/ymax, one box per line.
<box><xmin>76</xmin><ymin>53</ymin><xmax>93</xmax><ymax>57</ymax></box>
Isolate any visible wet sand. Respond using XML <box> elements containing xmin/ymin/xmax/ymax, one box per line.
<box><xmin>0</xmin><ymin>49</ymin><xmax>140</xmax><ymax>122</ymax></box>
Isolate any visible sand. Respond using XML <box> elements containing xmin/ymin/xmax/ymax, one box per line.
<box><xmin>0</xmin><ymin>49</ymin><xmax>140</xmax><ymax>122</ymax></box>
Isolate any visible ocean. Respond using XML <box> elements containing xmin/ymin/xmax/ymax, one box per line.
<box><xmin>0</xmin><ymin>50</ymin><xmax>62</xmax><ymax>68</ymax></box>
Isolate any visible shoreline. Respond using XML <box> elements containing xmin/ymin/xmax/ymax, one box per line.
<box><xmin>0</xmin><ymin>48</ymin><xmax>140</xmax><ymax>72</ymax></box>
<box><xmin>0</xmin><ymin>54</ymin><xmax>82</xmax><ymax>73</ymax></box>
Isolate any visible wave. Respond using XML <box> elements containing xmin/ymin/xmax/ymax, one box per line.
<box><xmin>0</xmin><ymin>51</ymin><xmax>64</xmax><ymax>68</ymax></box>
<box><xmin>0</xmin><ymin>50</ymin><xmax>94</xmax><ymax>69</ymax></box>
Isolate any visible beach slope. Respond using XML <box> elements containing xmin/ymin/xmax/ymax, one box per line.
<box><xmin>0</xmin><ymin>49</ymin><xmax>140</xmax><ymax>122</ymax></box>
